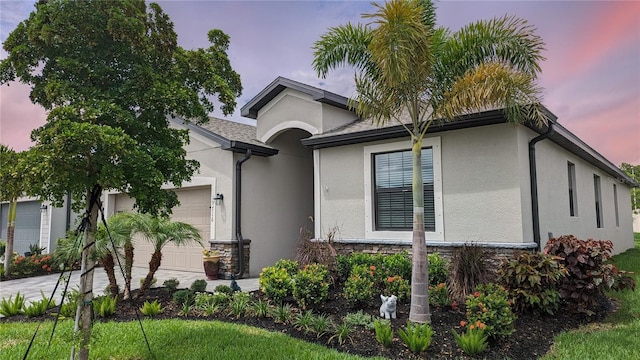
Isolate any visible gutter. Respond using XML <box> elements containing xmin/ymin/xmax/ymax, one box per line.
<box><xmin>528</xmin><ymin>123</ymin><xmax>555</xmax><ymax>250</ymax></box>
<box><xmin>234</xmin><ymin>149</ymin><xmax>252</xmax><ymax>278</ymax></box>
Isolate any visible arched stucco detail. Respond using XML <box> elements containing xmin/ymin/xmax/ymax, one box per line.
<box><xmin>260</xmin><ymin>120</ymin><xmax>319</xmax><ymax>144</ymax></box>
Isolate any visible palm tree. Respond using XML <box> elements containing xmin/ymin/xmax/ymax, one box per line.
<box><xmin>135</xmin><ymin>214</ymin><xmax>202</xmax><ymax>296</ymax></box>
<box><xmin>313</xmin><ymin>0</ymin><xmax>547</xmax><ymax>323</ymax></box>
<box><xmin>0</xmin><ymin>146</ymin><xmax>26</xmax><ymax>277</ymax></box>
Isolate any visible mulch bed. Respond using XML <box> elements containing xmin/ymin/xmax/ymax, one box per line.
<box><xmin>3</xmin><ymin>286</ymin><xmax>612</xmax><ymax>359</ymax></box>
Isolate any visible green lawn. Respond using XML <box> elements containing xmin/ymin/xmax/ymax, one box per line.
<box><xmin>0</xmin><ymin>319</ymin><xmax>383</xmax><ymax>360</ymax></box>
<box><xmin>542</xmin><ymin>233</ymin><xmax>640</xmax><ymax>360</ymax></box>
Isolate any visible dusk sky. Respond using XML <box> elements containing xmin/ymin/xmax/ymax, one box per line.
<box><xmin>1</xmin><ymin>0</ymin><xmax>638</xmax><ymax>166</ymax></box>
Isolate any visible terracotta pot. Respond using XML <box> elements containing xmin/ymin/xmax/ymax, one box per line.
<box><xmin>203</xmin><ymin>256</ymin><xmax>220</xmax><ymax>280</ymax></box>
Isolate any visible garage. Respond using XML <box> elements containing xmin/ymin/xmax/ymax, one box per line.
<box><xmin>113</xmin><ymin>186</ymin><xmax>212</xmax><ymax>272</ymax></box>
<box><xmin>0</xmin><ymin>201</ymin><xmax>42</xmax><ymax>255</ymax></box>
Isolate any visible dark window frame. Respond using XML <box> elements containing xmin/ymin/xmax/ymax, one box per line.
<box><xmin>568</xmin><ymin>162</ymin><xmax>578</xmax><ymax>216</ymax></box>
<box><xmin>594</xmin><ymin>174</ymin><xmax>603</xmax><ymax>228</ymax></box>
<box><xmin>372</xmin><ymin>147</ymin><xmax>435</xmax><ymax>232</ymax></box>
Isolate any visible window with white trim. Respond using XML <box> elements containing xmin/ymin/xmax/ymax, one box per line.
<box><xmin>373</xmin><ymin>148</ymin><xmax>435</xmax><ymax>231</ymax></box>
<box><xmin>567</xmin><ymin>162</ymin><xmax>578</xmax><ymax>216</ymax></box>
<box><xmin>613</xmin><ymin>183</ymin><xmax>619</xmax><ymax>227</ymax></box>
<box><xmin>594</xmin><ymin>175</ymin><xmax>603</xmax><ymax>228</ymax></box>
<box><xmin>364</xmin><ymin>138</ymin><xmax>443</xmax><ymax>241</ymax></box>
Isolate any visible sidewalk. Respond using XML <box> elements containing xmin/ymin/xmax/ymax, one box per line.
<box><xmin>0</xmin><ymin>267</ymin><xmax>259</xmax><ymax>305</ymax></box>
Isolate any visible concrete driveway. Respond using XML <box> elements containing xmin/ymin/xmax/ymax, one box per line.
<box><xmin>0</xmin><ymin>267</ymin><xmax>259</xmax><ymax>306</ymax></box>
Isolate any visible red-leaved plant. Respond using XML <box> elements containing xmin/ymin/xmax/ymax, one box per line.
<box><xmin>544</xmin><ymin>235</ymin><xmax>635</xmax><ymax>315</ymax></box>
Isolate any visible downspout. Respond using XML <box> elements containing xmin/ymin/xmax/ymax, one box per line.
<box><xmin>528</xmin><ymin>124</ymin><xmax>555</xmax><ymax>250</ymax></box>
<box><xmin>235</xmin><ymin>149</ymin><xmax>252</xmax><ymax>278</ymax></box>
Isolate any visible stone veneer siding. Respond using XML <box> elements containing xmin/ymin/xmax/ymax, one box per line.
<box><xmin>209</xmin><ymin>239</ymin><xmax>251</xmax><ymax>279</ymax></box>
<box><xmin>331</xmin><ymin>241</ymin><xmax>538</xmax><ymax>269</ymax></box>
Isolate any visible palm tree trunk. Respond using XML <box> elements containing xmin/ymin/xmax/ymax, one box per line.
<box><xmin>99</xmin><ymin>253</ymin><xmax>119</xmax><ymax>297</ymax></box>
<box><xmin>138</xmin><ymin>250</ymin><xmax>162</xmax><ymax>296</ymax></box>
<box><xmin>123</xmin><ymin>241</ymin><xmax>134</xmax><ymax>299</ymax></box>
<box><xmin>3</xmin><ymin>200</ymin><xmax>16</xmax><ymax>276</ymax></box>
<box><xmin>409</xmin><ymin>138</ymin><xmax>431</xmax><ymax>324</ymax></box>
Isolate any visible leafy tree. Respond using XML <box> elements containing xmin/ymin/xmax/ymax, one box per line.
<box><xmin>0</xmin><ymin>146</ymin><xmax>26</xmax><ymax>276</ymax></box>
<box><xmin>620</xmin><ymin>163</ymin><xmax>640</xmax><ymax>212</ymax></box>
<box><xmin>0</xmin><ymin>1</ymin><xmax>241</xmax><ymax>358</ymax></box>
<box><xmin>313</xmin><ymin>0</ymin><xmax>547</xmax><ymax>323</ymax></box>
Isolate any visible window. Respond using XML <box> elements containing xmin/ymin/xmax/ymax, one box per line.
<box><xmin>613</xmin><ymin>184</ymin><xmax>619</xmax><ymax>227</ymax></box>
<box><xmin>373</xmin><ymin>148</ymin><xmax>435</xmax><ymax>231</ymax></box>
<box><xmin>364</xmin><ymin>138</ymin><xmax>443</xmax><ymax>241</ymax></box>
<box><xmin>567</xmin><ymin>162</ymin><xmax>578</xmax><ymax>216</ymax></box>
<box><xmin>594</xmin><ymin>175</ymin><xmax>603</xmax><ymax>228</ymax></box>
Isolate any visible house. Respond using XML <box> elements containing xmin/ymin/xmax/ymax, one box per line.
<box><xmin>0</xmin><ymin>196</ymin><xmax>76</xmax><ymax>256</ymax></box>
<box><xmin>9</xmin><ymin>77</ymin><xmax>636</xmax><ymax>278</ymax></box>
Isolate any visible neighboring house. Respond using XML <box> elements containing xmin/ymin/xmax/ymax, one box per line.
<box><xmin>0</xmin><ymin>195</ymin><xmax>75</xmax><ymax>256</ymax></box>
<box><xmin>16</xmin><ymin>76</ymin><xmax>636</xmax><ymax>277</ymax></box>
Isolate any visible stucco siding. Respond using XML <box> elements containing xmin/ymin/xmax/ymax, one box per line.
<box><xmin>256</xmin><ymin>89</ymin><xmax>322</xmax><ymax>143</ymax></box>
<box><xmin>534</xmin><ymin>137</ymin><xmax>634</xmax><ymax>253</ymax></box>
<box><xmin>440</xmin><ymin>124</ymin><xmax>524</xmax><ymax>243</ymax></box>
<box><xmin>241</xmin><ymin>129</ymin><xmax>314</xmax><ymax>275</ymax></box>
<box><xmin>183</xmin><ymin>126</ymin><xmax>235</xmax><ymax>241</ymax></box>
<box><xmin>317</xmin><ymin>142</ymin><xmax>367</xmax><ymax>239</ymax></box>
<box><xmin>317</xmin><ymin>124</ymin><xmax>525</xmax><ymax>245</ymax></box>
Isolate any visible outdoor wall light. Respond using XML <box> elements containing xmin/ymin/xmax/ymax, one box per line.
<box><xmin>40</xmin><ymin>204</ymin><xmax>48</xmax><ymax>213</ymax></box>
<box><xmin>213</xmin><ymin>193</ymin><xmax>224</xmax><ymax>206</ymax></box>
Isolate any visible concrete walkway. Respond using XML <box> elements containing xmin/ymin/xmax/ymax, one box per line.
<box><xmin>0</xmin><ymin>267</ymin><xmax>259</xmax><ymax>306</ymax></box>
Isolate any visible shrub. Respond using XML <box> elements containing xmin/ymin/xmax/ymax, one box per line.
<box><xmin>0</xmin><ymin>239</ymin><xmax>6</xmax><ymax>258</ymax></box>
<box><xmin>329</xmin><ymin>322</ymin><xmax>354</xmax><ymax>345</ymax></box>
<box><xmin>214</xmin><ymin>284</ymin><xmax>233</xmax><ymax>295</ymax></box>
<box><xmin>466</xmin><ymin>283</ymin><xmax>516</xmax><ymax>339</ymax></box>
<box><xmin>273</xmin><ymin>259</ymin><xmax>299</xmax><ymax>276</ymax></box>
<box><xmin>335</xmin><ymin>252</ymin><xmax>383</xmax><ymax>282</ymax></box>
<box><xmin>140</xmin><ymin>277</ymin><xmax>157</xmax><ymax>288</ymax></box>
<box><xmin>311</xmin><ymin>313</ymin><xmax>333</xmax><ymax>338</ymax></box>
<box><xmin>544</xmin><ymin>235</ymin><xmax>636</xmax><ymax>314</ymax></box>
<box><xmin>94</xmin><ymin>296</ymin><xmax>117</xmax><ymax>318</ymax></box>
<box><xmin>449</xmin><ymin>244</ymin><xmax>489</xmax><ymax>301</ymax></box>
<box><xmin>428</xmin><ymin>252</ymin><xmax>449</xmax><ymax>286</ymax></box>
<box><xmin>228</xmin><ymin>292</ymin><xmax>250</xmax><ymax>318</ymax></box>
<box><xmin>293</xmin><ymin>310</ymin><xmax>315</xmax><ymax>333</ymax></box>
<box><xmin>398</xmin><ymin>322</ymin><xmax>434</xmax><ymax>353</ymax></box>
<box><xmin>0</xmin><ymin>292</ymin><xmax>25</xmax><ymax>317</ymax></box>
<box><xmin>429</xmin><ymin>282</ymin><xmax>450</xmax><ymax>307</ymax></box>
<box><xmin>249</xmin><ymin>299</ymin><xmax>270</xmax><ymax>318</ymax></box>
<box><xmin>343</xmin><ymin>269</ymin><xmax>375</xmax><ymax>307</ymax></box>
<box><xmin>374</xmin><ymin>319</ymin><xmax>393</xmax><ymax>347</ymax></box>
<box><xmin>384</xmin><ymin>275</ymin><xmax>411</xmax><ymax>302</ymax></box>
<box><xmin>190</xmin><ymin>279</ymin><xmax>208</xmax><ymax>293</ymax></box>
<box><xmin>23</xmin><ymin>292</ymin><xmax>55</xmax><ymax>318</ymax></box>
<box><xmin>59</xmin><ymin>287</ymin><xmax>81</xmax><ymax>318</ymax></box>
<box><xmin>163</xmin><ymin>278</ymin><xmax>180</xmax><ymax>291</ymax></box>
<box><xmin>292</xmin><ymin>263</ymin><xmax>330</xmax><ymax>309</ymax></box>
<box><xmin>172</xmin><ymin>289</ymin><xmax>195</xmax><ymax>306</ymax></box>
<box><xmin>140</xmin><ymin>300</ymin><xmax>164</xmax><ymax>317</ymax></box>
<box><xmin>452</xmin><ymin>320</ymin><xmax>489</xmax><ymax>355</ymax></box>
<box><xmin>497</xmin><ymin>251</ymin><xmax>567</xmax><ymax>314</ymax></box>
<box><xmin>259</xmin><ymin>265</ymin><xmax>294</xmax><ymax>303</ymax></box>
<box><xmin>343</xmin><ymin>310</ymin><xmax>374</xmax><ymax>330</ymax></box>
<box><xmin>10</xmin><ymin>253</ymin><xmax>55</xmax><ymax>278</ymax></box>
<box><xmin>295</xmin><ymin>221</ymin><xmax>338</xmax><ymax>269</ymax></box>
<box><xmin>382</xmin><ymin>251</ymin><xmax>412</xmax><ymax>282</ymax></box>
<box><xmin>271</xmin><ymin>303</ymin><xmax>293</xmax><ymax>324</ymax></box>
<box><xmin>194</xmin><ymin>292</ymin><xmax>229</xmax><ymax>311</ymax></box>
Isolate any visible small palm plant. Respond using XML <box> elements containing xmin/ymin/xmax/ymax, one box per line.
<box><xmin>139</xmin><ymin>300</ymin><xmax>164</xmax><ymax>317</ymax></box>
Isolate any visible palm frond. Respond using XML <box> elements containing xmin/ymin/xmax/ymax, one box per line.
<box><xmin>312</xmin><ymin>23</ymin><xmax>374</xmax><ymax>79</ymax></box>
<box><xmin>437</xmin><ymin>62</ymin><xmax>548</xmax><ymax>127</ymax></box>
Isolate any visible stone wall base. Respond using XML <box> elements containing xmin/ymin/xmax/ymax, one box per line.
<box><xmin>209</xmin><ymin>240</ymin><xmax>251</xmax><ymax>280</ymax></box>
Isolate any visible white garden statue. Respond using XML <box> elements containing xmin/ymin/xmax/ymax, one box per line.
<box><xmin>379</xmin><ymin>295</ymin><xmax>397</xmax><ymax>319</ymax></box>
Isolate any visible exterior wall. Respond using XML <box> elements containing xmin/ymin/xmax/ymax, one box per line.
<box><xmin>532</xmin><ymin>130</ymin><xmax>634</xmax><ymax>253</ymax></box>
<box><xmin>256</xmin><ymin>89</ymin><xmax>322</xmax><ymax>143</ymax></box>
<box><xmin>317</xmin><ymin>123</ymin><xmax>527</xmax><ymax>246</ymax></box>
<box><xmin>256</xmin><ymin>89</ymin><xmax>356</xmax><ymax>144</ymax></box>
<box><xmin>241</xmin><ymin>129</ymin><xmax>314</xmax><ymax>275</ymax></box>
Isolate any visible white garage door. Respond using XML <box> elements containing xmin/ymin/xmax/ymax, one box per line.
<box><xmin>113</xmin><ymin>186</ymin><xmax>211</xmax><ymax>272</ymax></box>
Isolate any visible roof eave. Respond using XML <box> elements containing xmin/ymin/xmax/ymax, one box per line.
<box><xmin>241</xmin><ymin>76</ymin><xmax>350</xmax><ymax>119</ymax></box>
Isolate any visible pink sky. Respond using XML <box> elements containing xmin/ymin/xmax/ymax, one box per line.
<box><xmin>1</xmin><ymin>0</ymin><xmax>639</xmax><ymax>166</ymax></box>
